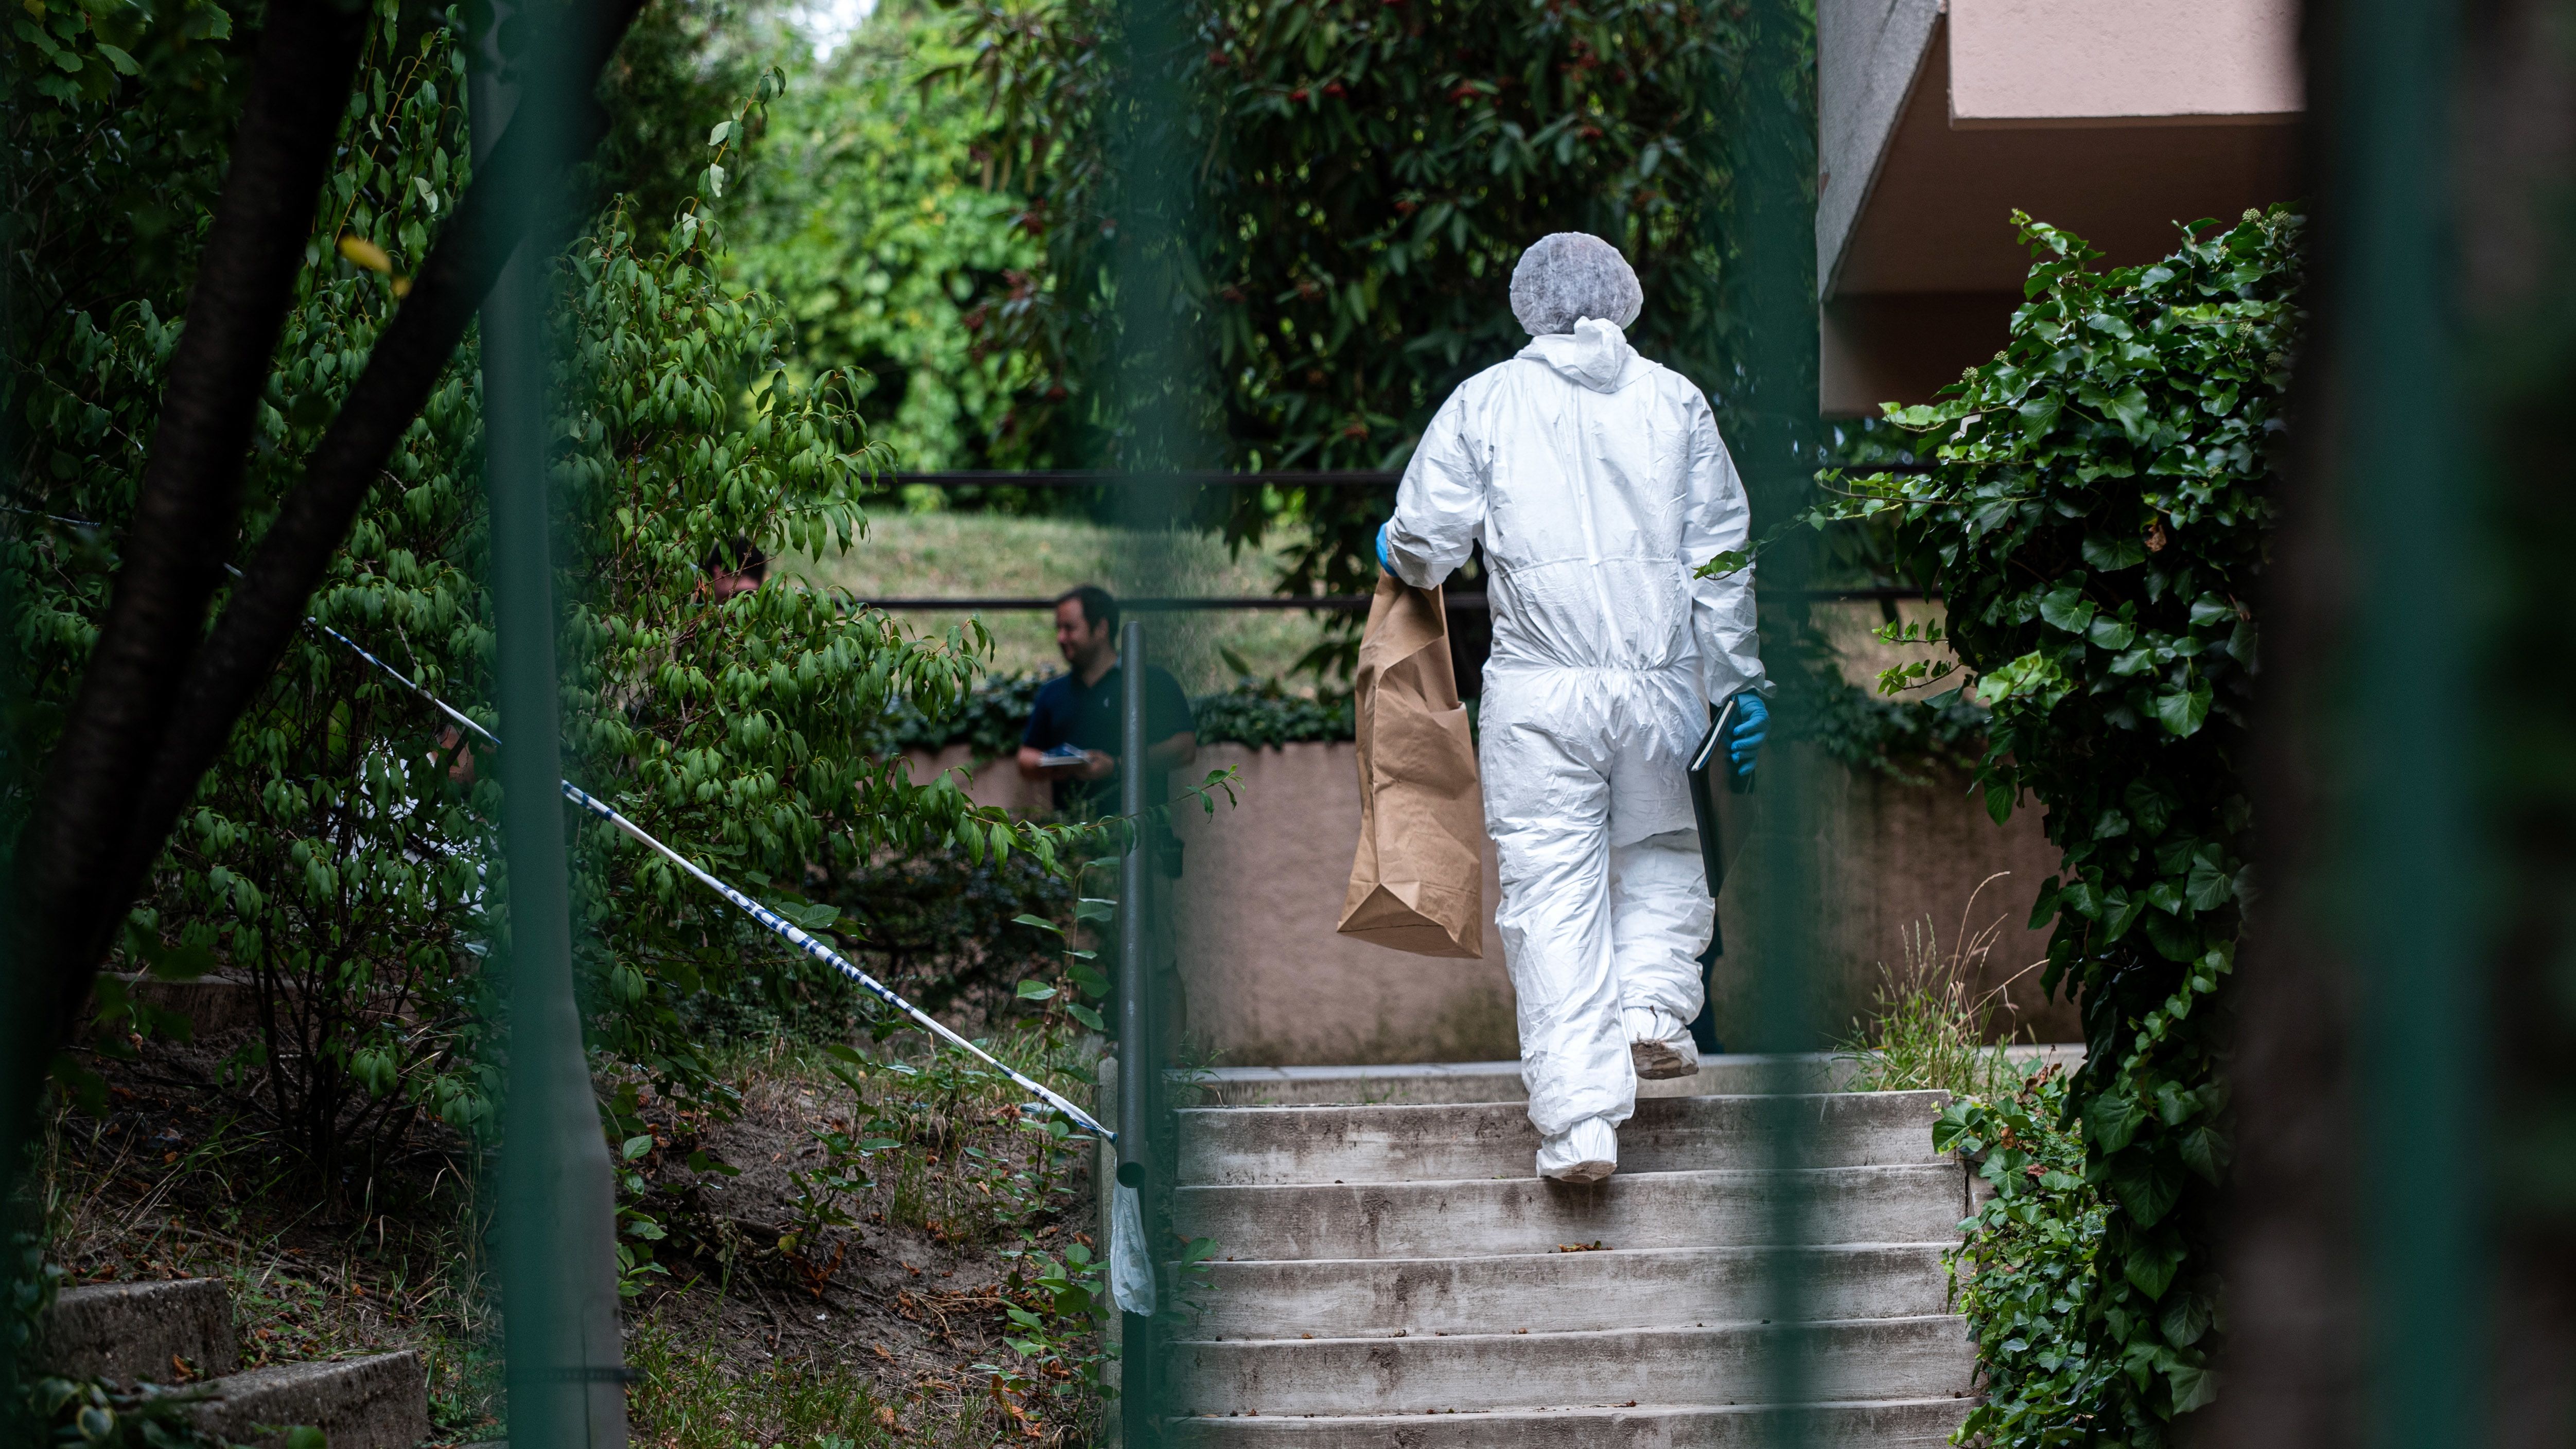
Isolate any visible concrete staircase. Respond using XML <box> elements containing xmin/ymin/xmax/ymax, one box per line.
<box><xmin>37</xmin><ymin>1277</ymin><xmax>428</xmax><ymax>1449</ymax></box>
<box><xmin>1164</xmin><ymin>1065</ymin><xmax>1984</xmax><ymax>1446</ymax></box>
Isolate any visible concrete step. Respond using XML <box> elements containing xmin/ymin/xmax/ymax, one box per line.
<box><xmin>1189</xmin><ymin>1046</ymin><xmax>2084</xmax><ymax>1108</ymax></box>
<box><xmin>149</xmin><ymin>1351</ymin><xmax>429</xmax><ymax>1449</ymax></box>
<box><xmin>1173</xmin><ymin>1396</ymin><xmax>1973</xmax><ymax>1447</ymax></box>
<box><xmin>1178</xmin><ymin>1092</ymin><xmax>1952</xmax><ymax>1186</ymax></box>
<box><xmin>1173</xmin><ymin>1316</ymin><xmax>1976</xmax><ymax>1417</ymax></box>
<box><xmin>38</xmin><ymin>1279</ymin><xmax>239</xmax><ymax>1385</ymax></box>
<box><xmin>1176</xmin><ymin>1164</ymin><xmax>1970</xmax><ymax>1262</ymax></box>
<box><xmin>1187</xmin><ymin>1243</ymin><xmax>1956</xmax><ymax>1339</ymax></box>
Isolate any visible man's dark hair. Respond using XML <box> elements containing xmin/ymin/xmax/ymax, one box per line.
<box><xmin>702</xmin><ymin>537</ymin><xmax>767</xmax><ymax>577</ymax></box>
<box><xmin>1057</xmin><ymin>585</ymin><xmax>1117</xmax><ymax>632</ymax></box>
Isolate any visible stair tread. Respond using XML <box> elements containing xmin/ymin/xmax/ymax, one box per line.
<box><xmin>1176</xmin><ymin>1162</ymin><xmax>1972</xmax><ymax>1260</ymax></box>
<box><xmin>1184</xmin><ymin>1242</ymin><xmax>1961</xmax><ymax>1336</ymax></box>
<box><xmin>144</xmin><ymin>1350</ymin><xmax>429</xmax><ymax>1449</ymax></box>
<box><xmin>1170</xmin><ymin>1397</ymin><xmax>1975</xmax><ymax>1447</ymax></box>
<box><xmin>1177</xmin><ymin>1311</ymin><xmax>1970</xmax><ymax>1347</ymax></box>
<box><xmin>1175</xmin><ymin>1316</ymin><xmax>1976</xmax><ymax>1416</ymax></box>
<box><xmin>1178</xmin><ymin>1092</ymin><xmax>1954</xmax><ymax>1185</ymax></box>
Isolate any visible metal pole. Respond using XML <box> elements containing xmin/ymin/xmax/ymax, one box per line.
<box><xmin>1721</xmin><ymin>0</ymin><xmax>1823</xmax><ymax>1423</ymax></box>
<box><xmin>1115</xmin><ymin>617</ymin><xmax>1158</xmax><ymax>1447</ymax></box>
<box><xmin>2331</xmin><ymin>0</ymin><xmax>2484</xmax><ymax>1442</ymax></box>
<box><xmin>469</xmin><ymin>6</ymin><xmax>628</xmax><ymax>1445</ymax></box>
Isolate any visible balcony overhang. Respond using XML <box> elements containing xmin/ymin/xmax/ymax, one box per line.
<box><xmin>1817</xmin><ymin>0</ymin><xmax>2304</xmax><ymax>415</ymax></box>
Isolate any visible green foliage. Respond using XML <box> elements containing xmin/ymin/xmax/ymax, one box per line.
<box><xmin>1171</xmin><ymin>673</ymin><xmax>1352</xmax><ymax>750</ymax></box>
<box><xmin>3</xmin><ymin>0</ymin><xmax>250</xmax><ymax>330</ymax></box>
<box><xmin>26</xmin><ymin>1374</ymin><xmax>238</xmax><ymax>1449</ymax></box>
<box><xmin>8</xmin><ymin>15</ymin><xmax>1092</xmax><ymax>1182</ymax></box>
<box><xmin>1933</xmin><ymin>1065</ymin><xmax>2131</xmax><ymax>1446</ymax></box>
<box><xmin>590</xmin><ymin>0</ymin><xmax>794</xmax><ymax>230</ymax></box>
<box><xmin>732</xmin><ymin>6</ymin><xmax>1051</xmax><ymax>470</ymax></box>
<box><xmin>885</xmin><ymin>670</ymin><xmax>1355</xmax><ymax>756</ymax></box>
<box><xmin>14</xmin><ymin>13</ymin><xmax>498</xmax><ymax>1182</ymax></box>
<box><xmin>955</xmin><ymin>0</ymin><xmax>1746</xmax><ymax>622</ymax></box>
<box><xmin>1819</xmin><ymin>207</ymin><xmax>2299</xmax><ymax>1437</ymax></box>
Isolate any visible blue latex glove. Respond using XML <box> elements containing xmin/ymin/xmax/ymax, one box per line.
<box><xmin>1727</xmin><ymin>691</ymin><xmax>1771</xmax><ymax>776</ymax></box>
<box><xmin>1375</xmin><ymin>521</ymin><xmax>1395</xmax><ymax>575</ymax></box>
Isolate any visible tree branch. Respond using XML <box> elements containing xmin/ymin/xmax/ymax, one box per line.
<box><xmin>98</xmin><ymin>0</ymin><xmax>649</xmax><ymax>956</ymax></box>
<box><xmin>11</xmin><ymin>0</ymin><xmax>370</xmax><ymax>1062</ymax></box>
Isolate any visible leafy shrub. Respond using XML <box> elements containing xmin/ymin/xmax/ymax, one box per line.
<box><xmin>1820</xmin><ymin>206</ymin><xmax>2301</xmax><ymax>1436</ymax></box>
<box><xmin>13</xmin><ymin>15</ymin><xmax>497</xmax><ymax>1183</ymax></box>
<box><xmin>731</xmin><ymin>5</ymin><xmax>1051</xmax><ymax>471</ymax></box>
<box><xmin>885</xmin><ymin>670</ymin><xmax>1358</xmax><ymax>756</ymax></box>
<box><xmin>1933</xmin><ymin>1064</ymin><xmax>2117</xmax><ymax>1446</ymax></box>
<box><xmin>7</xmin><ymin>15</ymin><xmax>1087</xmax><ymax>1184</ymax></box>
<box><xmin>955</xmin><ymin>0</ymin><xmax>1751</xmax><ymax>619</ymax></box>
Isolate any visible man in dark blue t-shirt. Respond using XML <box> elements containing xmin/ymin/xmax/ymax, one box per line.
<box><xmin>1017</xmin><ymin>586</ymin><xmax>1197</xmax><ymax>816</ymax></box>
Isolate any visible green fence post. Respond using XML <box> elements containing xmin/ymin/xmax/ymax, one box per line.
<box><xmin>1115</xmin><ymin>617</ymin><xmax>1162</xmax><ymax>1447</ymax></box>
<box><xmin>2327</xmin><ymin>0</ymin><xmax>2486</xmax><ymax>1442</ymax></box>
<box><xmin>1718</xmin><ymin>0</ymin><xmax>1824</xmax><ymax>1424</ymax></box>
<box><xmin>469</xmin><ymin>4</ymin><xmax>629</xmax><ymax>1444</ymax></box>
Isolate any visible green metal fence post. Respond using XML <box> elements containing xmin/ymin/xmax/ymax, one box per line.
<box><xmin>2328</xmin><ymin>0</ymin><xmax>2486</xmax><ymax>1442</ymax></box>
<box><xmin>1718</xmin><ymin>0</ymin><xmax>1824</xmax><ymax>1425</ymax></box>
<box><xmin>469</xmin><ymin>5</ymin><xmax>629</xmax><ymax>1444</ymax></box>
<box><xmin>1116</xmin><ymin>617</ymin><xmax>1161</xmax><ymax>1448</ymax></box>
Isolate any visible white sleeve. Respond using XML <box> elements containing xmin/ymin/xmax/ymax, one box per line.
<box><xmin>1384</xmin><ymin>386</ymin><xmax>1484</xmax><ymax>590</ymax></box>
<box><xmin>1681</xmin><ymin>395</ymin><xmax>1767</xmax><ymax>703</ymax></box>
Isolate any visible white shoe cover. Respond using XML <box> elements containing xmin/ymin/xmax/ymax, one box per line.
<box><xmin>1537</xmin><ymin>1117</ymin><xmax>1619</xmax><ymax>1183</ymax></box>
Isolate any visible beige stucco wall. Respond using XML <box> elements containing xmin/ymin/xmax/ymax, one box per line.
<box><xmin>910</xmin><ymin>735</ymin><xmax>2078</xmax><ymax>1065</ymax></box>
<box><xmin>1948</xmin><ymin>0</ymin><xmax>2303</xmax><ymax>127</ymax></box>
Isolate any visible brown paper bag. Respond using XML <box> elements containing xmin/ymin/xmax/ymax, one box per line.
<box><xmin>1337</xmin><ymin>574</ymin><xmax>1484</xmax><ymax>958</ymax></box>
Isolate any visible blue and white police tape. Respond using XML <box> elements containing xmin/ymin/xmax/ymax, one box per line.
<box><xmin>306</xmin><ymin>615</ymin><xmax>1114</xmax><ymax>1143</ymax></box>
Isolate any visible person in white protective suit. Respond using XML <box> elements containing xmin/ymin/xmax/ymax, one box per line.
<box><xmin>1377</xmin><ymin>232</ymin><xmax>1771</xmax><ymax>1183</ymax></box>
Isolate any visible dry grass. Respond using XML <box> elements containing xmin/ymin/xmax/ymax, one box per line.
<box><xmin>1839</xmin><ymin>873</ymin><xmax>2043</xmax><ymax>1099</ymax></box>
<box><xmin>783</xmin><ymin>507</ymin><xmax>1336</xmax><ymax>690</ymax></box>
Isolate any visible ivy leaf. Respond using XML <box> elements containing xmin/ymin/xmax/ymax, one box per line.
<box><xmin>2159</xmin><ymin>1293</ymin><xmax>2212</xmax><ymax>1348</ymax></box>
<box><xmin>2143</xmin><ymin>909</ymin><xmax>2202</xmax><ymax>963</ymax></box>
<box><xmin>2153</xmin><ymin>679</ymin><xmax>2211</xmax><ymax>737</ymax></box>
<box><xmin>2176</xmin><ymin>1122</ymin><xmax>2230</xmax><ymax>1183</ymax></box>
<box><xmin>2081</xmin><ymin>533</ymin><xmax>2147</xmax><ymax>572</ymax></box>
<box><xmin>2185</xmin><ymin>851</ymin><xmax>2233</xmax><ymax>911</ymax></box>
<box><xmin>2084</xmin><ymin>1090</ymin><xmax>2146</xmax><ymax>1154</ymax></box>
<box><xmin>2167</xmin><ymin>1359</ymin><xmax>2219</xmax><ymax>1413</ymax></box>
<box><xmin>1694</xmin><ymin>548</ymin><xmax>1749</xmax><ymax>580</ymax></box>
<box><xmin>2026</xmin><ymin>876</ymin><xmax>2063</xmax><ymax>930</ymax></box>
<box><xmin>2038</xmin><ymin>586</ymin><xmax>2096</xmax><ymax>634</ymax></box>
<box><xmin>2123</xmin><ymin>779</ymin><xmax>2174</xmax><ymax>837</ymax></box>
<box><xmin>1015</xmin><ymin>980</ymin><xmax>1057</xmax><ymax>1001</ymax></box>
<box><xmin>2111</xmin><ymin>1149</ymin><xmax>2186</xmax><ymax>1229</ymax></box>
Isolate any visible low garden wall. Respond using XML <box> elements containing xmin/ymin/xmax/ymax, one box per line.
<box><xmin>907</xmin><ymin>739</ymin><xmax>2077</xmax><ymax>1064</ymax></box>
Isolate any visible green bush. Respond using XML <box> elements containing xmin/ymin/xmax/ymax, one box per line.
<box><xmin>884</xmin><ymin>670</ymin><xmax>1357</xmax><ymax>757</ymax></box>
<box><xmin>731</xmin><ymin>4</ymin><xmax>1052</xmax><ymax>472</ymax></box>
<box><xmin>1820</xmin><ymin>206</ymin><xmax>2301</xmax><ymax>1439</ymax></box>
<box><xmin>954</xmin><ymin>0</ymin><xmax>1749</xmax><ymax>614</ymax></box>
<box><xmin>6</xmin><ymin>12</ymin><xmax>1084</xmax><ymax>1183</ymax></box>
<box><xmin>1934</xmin><ymin>1065</ymin><xmax>2112</xmax><ymax>1446</ymax></box>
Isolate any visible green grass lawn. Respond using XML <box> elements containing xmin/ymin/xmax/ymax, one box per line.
<box><xmin>786</xmin><ymin>506</ymin><xmax>1339</xmax><ymax>693</ymax></box>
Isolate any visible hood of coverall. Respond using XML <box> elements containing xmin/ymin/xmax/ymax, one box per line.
<box><xmin>1516</xmin><ymin>317</ymin><xmax>1650</xmax><ymax>393</ymax></box>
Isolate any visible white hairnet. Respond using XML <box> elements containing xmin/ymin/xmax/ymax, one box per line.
<box><xmin>1509</xmin><ymin>232</ymin><xmax>1643</xmax><ymax>335</ymax></box>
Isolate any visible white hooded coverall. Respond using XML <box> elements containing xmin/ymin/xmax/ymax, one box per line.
<box><xmin>1382</xmin><ymin>315</ymin><xmax>1766</xmax><ymax>1175</ymax></box>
